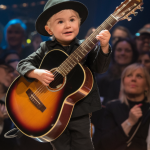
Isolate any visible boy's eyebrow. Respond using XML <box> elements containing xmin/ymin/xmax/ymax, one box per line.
<box><xmin>54</xmin><ymin>15</ymin><xmax>77</xmax><ymax>22</ymax></box>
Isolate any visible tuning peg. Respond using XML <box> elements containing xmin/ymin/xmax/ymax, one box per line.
<box><xmin>140</xmin><ymin>7</ymin><xmax>144</xmax><ymax>11</ymax></box>
<box><xmin>134</xmin><ymin>12</ymin><xmax>138</xmax><ymax>16</ymax></box>
<box><xmin>127</xmin><ymin>17</ymin><xmax>132</xmax><ymax>21</ymax></box>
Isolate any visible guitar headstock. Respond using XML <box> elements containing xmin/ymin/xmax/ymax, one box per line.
<box><xmin>112</xmin><ymin>0</ymin><xmax>144</xmax><ymax>21</ymax></box>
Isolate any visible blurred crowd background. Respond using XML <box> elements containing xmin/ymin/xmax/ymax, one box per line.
<box><xmin>0</xmin><ymin>0</ymin><xmax>150</xmax><ymax>150</ymax></box>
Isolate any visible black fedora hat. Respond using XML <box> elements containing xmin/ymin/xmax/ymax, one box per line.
<box><xmin>36</xmin><ymin>0</ymin><xmax>88</xmax><ymax>36</ymax></box>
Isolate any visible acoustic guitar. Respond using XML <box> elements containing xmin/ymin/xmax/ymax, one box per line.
<box><xmin>5</xmin><ymin>0</ymin><xmax>143</xmax><ymax>142</ymax></box>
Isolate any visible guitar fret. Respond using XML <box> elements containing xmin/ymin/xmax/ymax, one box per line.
<box><xmin>100</xmin><ymin>25</ymin><xmax>106</xmax><ymax>30</ymax></box>
<box><xmin>59</xmin><ymin>65</ymin><xmax>68</xmax><ymax>75</ymax></box>
<box><xmin>74</xmin><ymin>51</ymin><xmax>82</xmax><ymax>59</ymax></box>
<box><xmin>105</xmin><ymin>20</ymin><xmax>112</xmax><ymax>27</ymax></box>
<box><xmin>80</xmin><ymin>45</ymin><xmax>88</xmax><ymax>53</ymax></box>
<box><xmin>79</xmin><ymin>49</ymin><xmax>85</xmax><ymax>56</ymax></box>
<box><xmin>94</xmin><ymin>29</ymin><xmax>100</xmax><ymax>35</ymax></box>
<box><xmin>84</xmin><ymin>42</ymin><xmax>91</xmax><ymax>49</ymax></box>
<box><xmin>68</xmin><ymin>60</ymin><xmax>74</xmax><ymax>68</ymax></box>
<box><xmin>88</xmin><ymin>38</ymin><xmax>95</xmax><ymax>45</ymax></box>
<box><xmin>69</xmin><ymin>56</ymin><xmax>76</xmax><ymax>65</ymax></box>
<box><xmin>66</xmin><ymin>58</ymin><xmax>75</xmax><ymax>70</ymax></box>
<box><xmin>65</xmin><ymin>62</ymin><xmax>72</xmax><ymax>71</ymax></box>
<box><xmin>110</xmin><ymin>14</ymin><xmax>118</xmax><ymax>21</ymax></box>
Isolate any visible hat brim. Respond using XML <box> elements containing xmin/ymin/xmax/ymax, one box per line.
<box><xmin>36</xmin><ymin>1</ymin><xmax>88</xmax><ymax>36</ymax></box>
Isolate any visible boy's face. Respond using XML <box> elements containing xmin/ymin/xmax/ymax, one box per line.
<box><xmin>45</xmin><ymin>9</ymin><xmax>80</xmax><ymax>46</ymax></box>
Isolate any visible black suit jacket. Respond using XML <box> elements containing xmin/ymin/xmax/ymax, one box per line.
<box><xmin>16</xmin><ymin>38</ymin><xmax>111</xmax><ymax>118</ymax></box>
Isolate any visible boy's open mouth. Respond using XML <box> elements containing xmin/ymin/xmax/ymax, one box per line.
<box><xmin>64</xmin><ymin>31</ymin><xmax>72</xmax><ymax>34</ymax></box>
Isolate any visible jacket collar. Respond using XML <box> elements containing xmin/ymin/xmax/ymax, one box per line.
<box><xmin>47</xmin><ymin>37</ymin><xmax>81</xmax><ymax>47</ymax></box>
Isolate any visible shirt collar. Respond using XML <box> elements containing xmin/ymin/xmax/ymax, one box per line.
<box><xmin>47</xmin><ymin>38</ymin><xmax>81</xmax><ymax>47</ymax></box>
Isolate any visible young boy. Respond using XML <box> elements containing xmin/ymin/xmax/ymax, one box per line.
<box><xmin>17</xmin><ymin>0</ymin><xmax>111</xmax><ymax>149</ymax></box>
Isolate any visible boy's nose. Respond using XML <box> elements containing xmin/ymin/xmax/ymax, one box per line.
<box><xmin>65</xmin><ymin>21</ymin><xmax>71</xmax><ymax>28</ymax></box>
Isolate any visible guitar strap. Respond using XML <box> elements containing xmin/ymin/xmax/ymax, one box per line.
<box><xmin>4</xmin><ymin>128</ymin><xmax>23</xmax><ymax>139</ymax></box>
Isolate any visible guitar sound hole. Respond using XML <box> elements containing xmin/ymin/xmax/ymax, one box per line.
<box><xmin>49</xmin><ymin>72</ymin><xmax>64</xmax><ymax>89</ymax></box>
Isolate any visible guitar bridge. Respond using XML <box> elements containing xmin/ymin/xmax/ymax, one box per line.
<box><xmin>26</xmin><ymin>88</ymin><xmax>46</xmax><ymax>112</ymax></box>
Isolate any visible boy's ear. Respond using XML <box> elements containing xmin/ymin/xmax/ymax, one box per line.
<box><xmin>45</xmin><ymin>25</ymin><xmax>53</xmax><ymax>35</ymax></box>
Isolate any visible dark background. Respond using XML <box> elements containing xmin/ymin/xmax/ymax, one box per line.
<box><xmin>0</xmin><ymin>0</ymin><xmax>149</xmax><ymax>45</ymax></box>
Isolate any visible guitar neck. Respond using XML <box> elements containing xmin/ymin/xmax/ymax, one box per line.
<box><xmin>57</xmin><ymin>14</ymin><xmax>118</xmax><ymax>76</ymax></box>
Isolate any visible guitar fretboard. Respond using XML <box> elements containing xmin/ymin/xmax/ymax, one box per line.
<box><xmin>57</xmin><ymin>14</ymin><xmax>117</xmax><ymax>76</ymax></box>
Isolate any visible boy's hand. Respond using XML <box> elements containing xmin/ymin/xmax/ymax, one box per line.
<box><xmin>31</xmin><ymin>69</ymin><xmax>54</xmax><ymax>86</ymax></box>
<box><xmin>96</xmin><ymin>30</ymin><xmax>111</xmax><ymax>54</ymax></box>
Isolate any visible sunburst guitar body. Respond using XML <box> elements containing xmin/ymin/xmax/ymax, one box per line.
<box><xmin>6</xmin><ymin>49</ymin><xmax>93</xmax><ymax>142</ymax></box>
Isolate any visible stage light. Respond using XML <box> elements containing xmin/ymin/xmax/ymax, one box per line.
<box><xmin>40</xmin><ymin>1</ymin><xmax>46</xmax><ymax>5</ymax></box>
<box><xmin>22</xmin><ymin>3</ymin><xmax>28</xmax><ymax>7</ymax></box>
<box><xmin>31</xmin><ymin>2</ymin><xmax>36</xmax><ymax>7</ymax></box>
<box><xmin>27</xmin><ymin>39</ymin><xmax>31</xmax><ymax>44</ymax></box>
<box><xmin>0</xmin><ymin>4</ymin><xmax>7</xmax><ymax>10</ymax></box>
<box><xmin>12</xmin><ymin>4</ymin><xmax>17</xmax><ymax>8</ymax></box>
<box><xmin>135</xmin><ymin>33</ymin><xmax>140</xmax><ymax>37</ymax></box>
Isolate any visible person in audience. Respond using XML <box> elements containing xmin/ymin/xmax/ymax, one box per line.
<box><xmin>0</xmin><ymin>50</ymin><xmax>20</xmax><ymax>79</ymax></box>
<box><xmin>96</xmin><ymin>38</ymin><xmax>138</xmax><ymax>105</ymax></box>
<box><xmin>25</xmin><ymin>31</ymin><xmax>43</xmax><ymax>53</ymax></box>
<box><xmin>135</xmin><ymin>27</ymin><xmax>150</xmax><ymax>52</ymax></box>
<box><xmin>0</xmin><ymin>60</ymin><xmax>17</xmax><ymax>150</ymax></box>
<box><xmin>0</xmin><ymin>50</ymin><xmax>20</xmax><ymax>63</ymax></box>
<box><xmin>30</xmin><ymin>31</ymin><xmax>42</xmax><ymax>52</ymax></box>
<box><xmin>3</xmin><ymin>19</ymin><xmax>34</xmax><ymax>59</ymax></box>
<box><xmin>94</xmin><ymin>63</ymin><xmax>150</xmax><ymax>150</ymax></box>
<box><xmin>111</xmin><ymin>26</ymin><xmax>132</xmax><ymax>45</ymax></box>
<box><xmin>137</xmin><ymin>51</ymin><xmax>150</xmax><ymax>73</ymax></box>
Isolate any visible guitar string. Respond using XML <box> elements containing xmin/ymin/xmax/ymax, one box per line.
<box><xmin>31</xmin><ymin>2</ymin><xmax>137</xmax><ymax>102</ymax></box>
<box><xmin>32</xmin><ymin>15</ymin><xmax>115</xmax><ymax>98</ymax></box>
<box><xmin>32</xmin><ymin>1</ymin><xmax>136</xmax><ymax>99</ymax></box>
<box><xmin>33</xmin><ymin>14</ymin><xmax>116</xmax><ymax>98</ymax></box>
<box><xmin>35</xmin><ymin>0</ymin><xmax>134</xmax><ymax>97</ymax></box>
<box><xmin>34</xmin><ymin>1</ymin><xmax>135</xmax><ymax>98</ymax></box>
<box><xmin>32</xmin><ymin>15</ymin><xmax>116</xmax><ymax>99</ymax></box>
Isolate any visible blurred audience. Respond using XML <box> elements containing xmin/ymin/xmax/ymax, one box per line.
<box><xmin>97</xmin><ymin>38</ymin><xmax>138</xmax><ymax>105</ymax></box>
<box><xmin>0</xmin><ymin>23</ymin><xmax>3</xmax><ymax>45</ymax></box>
<box><xmin>0</xmin><ymin>60</ymin><xmax>17</xmax><ymax>150</ymax></box>
<box><xmin>137</xmin><ymin>51</ymin><xmax>150</xmax><ymax>73</ymax></box>
<box><xmin>143</xmin><ymin>23</ymin><xmax>150</xmax><ymax>29</ymax></box>
<box><xmin>30</xmin><ymin>31</ymin><xmax>42</xmax><ymax>51</ymax></box>
<box><xmin>3</xmin><ymin>19</ymin><xmax>34</xmax><ymax>59</ymax></box>
<box><xmin>25</xmin><ymin>31</ymin><xmax>42</xmax><ymax>52</ymax></box>
<box><xmin>94</xmin><ymin>63</ymin><xmax>150</xmax><ymax>150</ymax></box>
<box><xmin>135</xmin><ymin>27</ymin><xmax>150</xmax><ymax>52</ymax></box>
<box><xmin>111</xmin><ymin>26</ymin><xmax>132</xmax><ymax>45</ymax></box>
<box><xmin>0</xmin><ymin>50</ymin><xmax>20</xmax><ymax>63</ymax></box>
<box><xmin>0</xmin><ymin>50</ymin><xmax>20</xmax><ymax>79</ymax></box>
<box><xmin>0</xmin><ymin>23</ymin><xmax>3</xmax><ymax>55</ymax></box>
